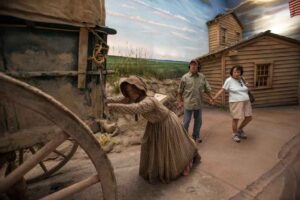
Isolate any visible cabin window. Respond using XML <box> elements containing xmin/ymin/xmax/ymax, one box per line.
<box><xmin>220</xmin><ymin>27</ymin><xmax>226</xmax><ymax>44</ymax></box>
<box><xmin>255</xmin><ymin>63</ymin><xmax>272</xmax><ymax>88</ymax></box>
<box><xmin>236</xmin><ymin>32</ymin><xmax>241</xmax><ymax>41</ymax></box>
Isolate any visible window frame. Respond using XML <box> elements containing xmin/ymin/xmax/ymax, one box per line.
<box><xmin>236</xmin><ymin>31</ymin><xmax>241</xmax><ymax>42</ymax></box>
<box><xmin>220</xmin><ymin>27</ymin><xmax>227</xmax><ymax>45</ymax></box>
<box><xmin>254</xmin><ymin>62</ymin><xmax>273</xmax><ymax>89</ymax></box>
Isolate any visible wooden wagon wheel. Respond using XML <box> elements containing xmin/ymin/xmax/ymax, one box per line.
<box><xmin>0</xmin><ymin>72</ymin><xmax>117</xmax><ymax>200</ymax></box>
<box><xmin>23</xmin><ymin>138</ymin><xmax>79</xmax><ymax>184</ymax></box>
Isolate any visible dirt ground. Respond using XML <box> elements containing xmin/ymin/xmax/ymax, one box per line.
<box><xmin>25</xmin><ymin>104</ymin><xmax>300</xmax><ymax>200</ymax></box>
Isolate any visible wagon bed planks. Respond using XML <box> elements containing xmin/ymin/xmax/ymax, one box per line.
<box><xmin>0</xmin><ymin>125</ymin><xmax>63</xmax><ymax>153</ymax></box>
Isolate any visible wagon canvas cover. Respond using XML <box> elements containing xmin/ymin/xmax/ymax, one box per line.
<box><xmin>0</xmin><ymin>0</ymin><xmax>106</xmax><ymax>27</ymax></box>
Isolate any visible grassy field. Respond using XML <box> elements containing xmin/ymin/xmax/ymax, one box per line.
<box><xmin>106</xmin><ymin>55</ymin><xmax>188</xmax><ymax>80</ymax></box>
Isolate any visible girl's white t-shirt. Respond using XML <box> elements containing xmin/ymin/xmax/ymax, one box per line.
<box><xmin>222</xmin><ymin>77</ymin><xmax>249</xmax><ymax>102</ymax></box>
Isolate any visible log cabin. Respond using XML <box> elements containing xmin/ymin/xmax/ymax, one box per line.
<box><xmin>197</xmin><ymin>12</ymin><xmax>300</xmax><ymax>107</ymax></box>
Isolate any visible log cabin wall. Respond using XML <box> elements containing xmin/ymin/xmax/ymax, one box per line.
<box><xmin>200</xmin><ymin>57</ymin><xmax>222</xmax><ymax>104</ymax></box>
<box><xmin>218</xmin><ymin>14</ymin><xmax>242</xmax><ymax>49</ymax></box>
<box><xmin>208</xmin><ymin>23</ymin><xmax>219</xmax><ymax>53</ymax></box>
<box><xmin>208</xmin><ymin>13</ymin><xmax>243</xmax><ymax>53</ymax></box>
<box><xmin>224</xmin><ymin>36</ymin><xmax>300</xmax><ymax>107</ymax></box>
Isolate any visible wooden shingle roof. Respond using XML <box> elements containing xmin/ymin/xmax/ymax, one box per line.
<box><xmin>206</xmin><ymin>10</ymin><xmax>244</xmax><ymax>30</ymax></box>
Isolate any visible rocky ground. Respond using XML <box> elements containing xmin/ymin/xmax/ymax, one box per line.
<box><xmin>26</xmin><ymin>105</ymin><xmax>300</xmax><ymax>200</ymax></box>
<box><xmin>8</xmin><ymin>77</ymin><xmax>300</xmax><ymax>200</ymax></box>
<box><xmin>85</xmin><ymin>77</ymin><xmax>183</xmax><ymax>155</ymax></box>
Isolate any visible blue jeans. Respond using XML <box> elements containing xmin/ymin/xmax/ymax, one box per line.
<box><xmin>183</xmin><ymin>109</ymin><xmax>202</xmax><ymax>139</ymax></box>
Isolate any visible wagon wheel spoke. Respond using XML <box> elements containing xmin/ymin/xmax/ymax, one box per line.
<box><xmin>29</xmin><ymin>147</ymin><xmax>48</xmax><ymax>173</ymax></box>
<box><xmin>66</xmin><ymin>138</ymin><xmax>76</xmax><ymax>142</ymax></box>
<box><xmin>38</xmin><ymin>162</ymin><xmax>48</xmax><ymax>173</ymax></box>
<box><xmin>53</xmin><ymin>150</ymin><xmax>67</xmax><ymax>158</ymax></box>
<box><xmin>0</xmin><ymin>73</ymin><xmax>117</xmax><ymax>199</ymax></box>
<box><xmin>40</xmin><ymin>175</ymin><xmax>100</xmax><ymax>200</ymax></box>
<box><xmin>0</xmin><ymin>135</ymin><xmax>67</xmax><ymax>192</ymax></box>
<box><xmin>26</xmin><ymin>139</ymin><xmax>78</xmax><ymax>184</ymax></box>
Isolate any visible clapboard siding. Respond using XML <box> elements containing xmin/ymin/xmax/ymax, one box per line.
<box><xmin>201</xmin><ymin>58</ymin><xmax>223</xmax><ymax>104</ymax></box>
<box><xmin>200</xmin><ymin>36</ymin><xmax>300</xmax><ymax>107</ymax></box>
<box><xmin>208</xmin><ymin>13</ymin><xmax>242</xmax><ymax>53</ymax></box>
<box><xmin>208</xmin><ymin>24</ymin><xmax>219</xmax><ymax>52</ymax></box>
<box><xmin>221</xmin><ymin>36</ymin><xmax>300</xmax><ymax>106</ymax></box>
<box><xmin>225</xmin><ymin>52</ymin><xmax>299</xmax><ymax>60</ymax></box>
<box><xmin>201</xmin><ymin>14</ymin><xmax>299</xmax><ymax>107</ymax></box>
<box><xmin>218</xmin><ymin>15</ymin><xmax>242</xmax><ymax>50</ymax></box>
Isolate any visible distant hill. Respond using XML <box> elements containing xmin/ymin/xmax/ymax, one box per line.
<box><xmin>107</xmin><ymin>55</ymin><xmax>188</xmax><ymax>80</ymax></box>
<box><xmin>108</xmin><ymin>55</ymin><xmax>188</xmax><ymax>64</ymax></box>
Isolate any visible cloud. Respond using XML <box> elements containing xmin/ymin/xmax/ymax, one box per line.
<box><xmin>139</xmin><ymin>30</ymin><xmax>158</xmax><ymax>34</ymax></box>
<box><xmin>170</xmin><ymin>31</ymin><xmax>194</xmax><ymax>41</ymax></box>
<box><xmin>237</xmin><ymin>3</ymin><xmax>287</xmax><ymax>19</ymax></box>
<box><xmin>241</xmin><ymin>6</ymin><xmax>300</xmax><ymax>39</ymax></box>
<box><xmin>231</xmin><ymin>0</ymin><xmax>287</xmax><ymax>11</ymax></box>
<box><xmin>133</xmin><ymin>0</ymin><xmax>191</xmax><ymax>23</ymax></box>
<box><xmin>132</xmin><ymin>0</ymin><xmax>151</xmax><ymax>8</ymax></box>
<box><xmin>107</xmin><ymin>11</ymin><xmax>126</xmax><ymax>18</ymax></box>
<box><xmin>201</xmin><ymin>0</ymin><xmax>211</xmax><ymax>6</ymax></box>
<box><xmin>152</xmin><ymin>7</ymin><xmax>191</xmax><ymax>23</ymax></box>
<box><xmin>107</xmin><ymin>38</ymin><xmax>153</xmax><ymax>58</ymax></box>
<box><xmin>107</xmin><ymin>11</ymin><xmax>197</xmax><ymax>33</ymax></box>
<box><xmin>121</xmin><ymin>4</ymin><xmax>136</xmax><ymax>9</ymax></box>
<box><xmin>181</xmin><ymin>46</ymin><xmax>202</xmax><ymax>50</ymax></box>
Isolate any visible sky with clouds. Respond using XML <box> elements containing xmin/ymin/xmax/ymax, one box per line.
<box><xmin>106</xmin><ymin>0</ymin><xmax>300</xmax><ymax>61</ymax></box>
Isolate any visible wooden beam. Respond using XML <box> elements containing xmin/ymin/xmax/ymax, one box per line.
<box><xmin>4</xmin><ymin>70</ymin><xmax>114</xmax><ymax>78</ymax></box>
<box><xmin>228</xmin><ymin>50</ymin><xmax>238</xmax><ymax>56</ymax></box>
<box><xmin>0</xmin><ymin>24</ymin><xmax>79</xmax><ymax>32</ymax></box>
<box><xmin>2</xmin><ymin>100</ymin><xmax>19</xmax><ymax>133</ymax></box>
<box><xmin>221</xmin><ymin>55</ymin><xmax>226</xmax><ymax>105</ymax></box>
<box><xmin>77</xmin><ymin>28</ymin><xmax>89</xmax><ymax>89</ymax></box>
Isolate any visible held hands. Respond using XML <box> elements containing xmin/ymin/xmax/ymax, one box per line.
<box><xmin>210</xmin><ymin>98</ymin><xmax>215</xmax><ymax>105</ymax></box>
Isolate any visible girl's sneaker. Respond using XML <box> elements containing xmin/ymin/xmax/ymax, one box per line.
<box><xmin>232</xmin><ymin>134</ymin><xmax>241</xmax><ymax>143</ymax></box>
<box><xmin>238</xmin><ymin>129</ymin><xmax>247</xmax><ymax>139</ymax></box>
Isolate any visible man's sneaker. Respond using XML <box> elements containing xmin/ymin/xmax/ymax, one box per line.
<box><xmin>232</xmin><ymin>134</ymin><xmax>241</xmax><ymax>143</ymax></box>
<box><xmin>192</xmin><ymin>136</ymin><xmax>202</xmax><ymax>143</ymax></box>
<box><xmin>238</xmin><ymin>129</ymin><xmax>247</xmax><ymax>139</ymax></box>
<box><xmin>195</xmin><ymin>138</ymin><xmax>202</xmax><ymax>143</ymax></box>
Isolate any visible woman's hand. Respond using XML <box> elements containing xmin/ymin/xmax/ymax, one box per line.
<box><xmin>210</xmin><ymin>98</ymin><xmax>215</xmax><ymax>105</ymax></box>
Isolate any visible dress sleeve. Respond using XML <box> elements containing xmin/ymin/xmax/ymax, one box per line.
<box><xmin>106</xmin><ymin>96</ymin><xmax>130</xmax><ymax>104</ymax></box>
<box><xmin>108</xmin><ymin>97</ymin><xmax>155</xmax><ymax>115</ymax></box>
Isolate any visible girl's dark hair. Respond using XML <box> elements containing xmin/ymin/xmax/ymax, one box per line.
<box><xmin>230</xmin><ymin>65</ymin><xmax>244</xmax><ymax>76</ymax></box>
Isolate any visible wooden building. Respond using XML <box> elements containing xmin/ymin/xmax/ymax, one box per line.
<box><xmin>197</xmin><ymin>12</ymin><xmax>300</xmax><ymax>107</ymax></box>
<box><xmin>207</xmin><ymin>11</ymin><xmax>243</xmax><ymax>53</ymax></box>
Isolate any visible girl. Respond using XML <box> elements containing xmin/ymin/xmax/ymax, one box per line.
<box><xmin>107</xmin><ymin>76</ymin><xmax>200</xmax><ymax>183</ymax></box>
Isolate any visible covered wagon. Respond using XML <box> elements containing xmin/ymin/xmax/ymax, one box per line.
<box><xmin>0</xmin><ymin>1</ymin><xmax>118</xmax><ymax>199</ymax></box>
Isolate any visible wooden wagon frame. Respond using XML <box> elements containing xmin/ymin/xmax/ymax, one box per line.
<box><xmin>0</xmin><ymin>1</ymin><xmax>118</xmax><ymax>199</ymax></box>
